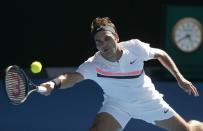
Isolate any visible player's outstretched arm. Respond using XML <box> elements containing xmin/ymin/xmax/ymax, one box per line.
<box><xmin>152</xmin><ymin>48</ymin><xmax>199</xmax><ymax>97</ymax></box>
<box><xmin>40</xmin><ymin>72</ymin><xmax>84</xmax><ymax>96</ymax></box>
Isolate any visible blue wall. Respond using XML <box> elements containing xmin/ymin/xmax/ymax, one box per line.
<box><xmin>0</xmin><ymin>80</ymin><xmax>203</xmax><ymax>131</ymax></box>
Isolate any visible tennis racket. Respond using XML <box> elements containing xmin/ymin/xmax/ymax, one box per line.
<box><xmin>5</xmin><ymin>65</ymin><xmax>47</xmax><ymax>105</ymax></box>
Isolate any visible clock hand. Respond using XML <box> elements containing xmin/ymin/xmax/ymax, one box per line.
<box><xmin>177</xmin><ymin>34</ymin><xmax>190</xmax><ymax>43</ymax></box>
<box><xmin>187</xmin><ymin>34</ymin><xmax>194</xmax><ymax>43</ymax></box>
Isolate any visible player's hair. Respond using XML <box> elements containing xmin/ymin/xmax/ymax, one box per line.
<box><xmin>90</xmin><ymin>17</ymin><xmax>118</xmax><ymax>36</ymax></box>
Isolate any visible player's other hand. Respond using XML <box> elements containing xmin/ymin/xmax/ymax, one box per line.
<box><xmin>177</xmin><ymin>78</ymin><xmax>199</xmax><ymax>97</ymax></box>
<box><xmin>39</xmin><ymin>81</ymin><xmax>55</xmax><ymax>96</ymax></box>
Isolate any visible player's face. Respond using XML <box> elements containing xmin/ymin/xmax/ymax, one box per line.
<box><xmin>94</xmin><ymin>31</ymin><xmax>119</xmax><ymax>59</ymax></box>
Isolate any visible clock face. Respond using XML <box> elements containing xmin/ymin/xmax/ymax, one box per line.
<box><xmin>172</xmin><ymin>17</ymin><xmax>203</xmax><ymax>53</ymax></box>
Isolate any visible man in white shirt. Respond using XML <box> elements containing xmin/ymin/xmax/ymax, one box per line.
<box><xmin>40</xmin><ymin>17</ymin><xmax>203</xmax><ymax>131</ymax></box>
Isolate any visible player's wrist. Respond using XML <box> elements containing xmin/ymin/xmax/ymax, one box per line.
<box><xmin>51</xmin><ymin>78</ymin><xmax>61</xmax><ymax>89</ymax></box>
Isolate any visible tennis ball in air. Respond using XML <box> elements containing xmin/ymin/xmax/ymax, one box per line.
<box><xmin>31</xmin><ymin>61</ymin><xmax>42</xmax><ymax>74</ymax></box>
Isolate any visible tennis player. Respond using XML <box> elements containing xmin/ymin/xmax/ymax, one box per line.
<box><xmin>40</xmin><ymin>17</ymin><xmax>203</xmax><ymax>131</ymax></box>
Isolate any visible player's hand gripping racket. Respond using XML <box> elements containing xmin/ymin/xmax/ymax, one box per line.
<box><xmin>5</xmin><ymin>65</ymin><xmax>47</xmax><ymax>105</ymax></box>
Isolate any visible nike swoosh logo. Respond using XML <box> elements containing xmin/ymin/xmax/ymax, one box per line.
<box><xmin>164</xmin><ymin>109</ymin><xmax>169</xmax><ymax>113</ymax></box>
<box><xmin>130</xmin><ymin>59</ymin><xmax>137</xmax><ymax>64</ymax></box>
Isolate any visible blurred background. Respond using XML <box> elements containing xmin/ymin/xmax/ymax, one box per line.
<box><xmin>1</xmin><ymin>0</ymin><xmax>203</xmax><ymax>130</ymax></box>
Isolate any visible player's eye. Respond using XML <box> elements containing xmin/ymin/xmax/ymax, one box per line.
<box><xmin>105</xmin><ymin>36</ymin><xmax>111</xmax><ymax>41</ymax></box>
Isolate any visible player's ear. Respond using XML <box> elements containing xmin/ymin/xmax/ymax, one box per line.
<box><xmin>113</xmin><ymin>33</ymin><xmax>119</xmax><ymax>42</ymax></box>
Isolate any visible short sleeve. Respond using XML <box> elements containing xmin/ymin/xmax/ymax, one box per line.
<box><xmin>129</xmin><ymin>39</ymin><xmax>155</xmax><ymax>61</ymax></box>
<box><xmin>76</xmin><ymin>61</ymin><xmax>95</xmax><ymax>80</ymax></box>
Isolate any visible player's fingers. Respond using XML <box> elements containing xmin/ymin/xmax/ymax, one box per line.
<box><xmin>192</xmin><ymin>86</ymin><xmax>199</xmax><ymax>96</ymax></box>
<box><xmin>38</xmin><ymin>85</ymin><xmax>53</xmax><ymax>96</ymax></box>
<box><xmin>39</xmin><ymin>91</ymin><xmax>51</xmax><ymax>96</ymax></box>
<box><xmin>191</xmin><ymin>85</ymin><xmax>199</xmax><ymax>96</ymax></box>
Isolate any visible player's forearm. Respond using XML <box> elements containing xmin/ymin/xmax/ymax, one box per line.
<box><xmin>56</xmin><ymin>74</ymin><xmax>74</xmax><ymax>89</ymax></box>
<box><xmin>52</xmin><ymin>72</ymin><xmax>84</xmax><ymax>89</ymax></box>
<box><xmin>154</xmin><ymin>49</ymin><xmax>184</xmax><ymax>81</ymax></box>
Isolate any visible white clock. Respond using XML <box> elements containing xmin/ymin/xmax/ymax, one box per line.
<box><xmin>172</xmin><ymin>17</ymin><xmax>203</xmax><ymax>53</ymax></box>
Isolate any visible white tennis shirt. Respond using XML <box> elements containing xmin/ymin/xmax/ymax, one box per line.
<box><xmin>76</xmin><ymin>39</ymin><xmax>163</xmax><ymax>102</ymax></box>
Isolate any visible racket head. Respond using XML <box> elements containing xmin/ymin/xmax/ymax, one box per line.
<box><xmin>5</xmin><ymin>65</ymin><xmax>30</xmax><ymax>105</ymax></box>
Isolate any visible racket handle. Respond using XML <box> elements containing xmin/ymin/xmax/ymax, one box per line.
<box><xmin>37</xmin><ymin>86</ymin><xmax>48</xmax><ymax>93</ymax></box>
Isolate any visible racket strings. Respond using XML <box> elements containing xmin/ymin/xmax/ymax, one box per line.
<box><xmin>6</xmin><ymin>69</ymin><xmax>27</xmax><ymax>103</ymax></box>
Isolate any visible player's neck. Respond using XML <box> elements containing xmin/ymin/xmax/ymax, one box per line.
<box><xmin>102</xmin><ymin>48</ymin><xmax>123</xmax><ymax>63</ymax></box>
<box><xmin>115</xmin><ymin>48</ymin><xmax>123</xmax><ymax>62</ymax></box>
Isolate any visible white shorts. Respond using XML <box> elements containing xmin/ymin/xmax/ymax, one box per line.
<box><xmin>98</xmin><ymin>96</ymin><xmax>176</xmax><ymax>129</ymax></box>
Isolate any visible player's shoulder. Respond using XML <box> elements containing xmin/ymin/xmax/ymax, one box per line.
<box><xmin>85</xmin><ymin>52</ymin><xmax>100</xmax><ymax>62</ymax></box>
<box><xmin>79</xmin><ymin>52</ymin><xmax>100</xmax><ymax>66</ymax></box>
<box><xmin>119</xmin><ymin>39</ymin><xmax>145</xmax><ymax>49</ymax></box>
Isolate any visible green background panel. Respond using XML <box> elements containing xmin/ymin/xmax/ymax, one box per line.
<box><xmin>164</xmin><ymin>5</ymin><xmax>203</xmax><ymax>80</ymax></box>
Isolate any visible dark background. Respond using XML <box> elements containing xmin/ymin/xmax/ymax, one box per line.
<box><xmin>2</xmin><ymin>0</ymin><xmax>203</xmax><ymax>70</ymax></box>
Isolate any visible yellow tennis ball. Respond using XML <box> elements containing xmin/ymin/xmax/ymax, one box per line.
<box><xmin>31</xmin><ymin>61</ymin><xmax>42</xmax><ymax>74</ymax></box>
